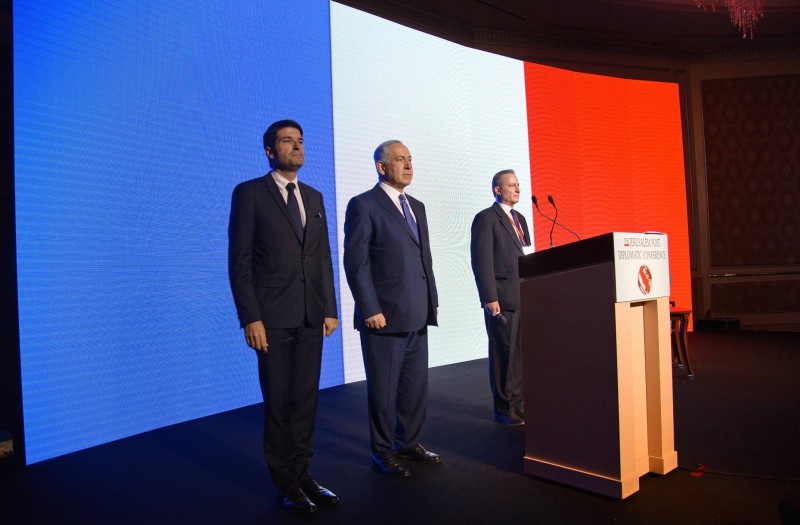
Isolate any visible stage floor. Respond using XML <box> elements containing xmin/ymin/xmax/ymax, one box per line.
<box><xmin>2</xmin><ymin>330</ymin><xmax>799</xmax><ymax>524</ymax></box>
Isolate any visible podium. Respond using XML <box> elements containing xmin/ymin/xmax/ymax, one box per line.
<box><xmin>518</xmin><ymin>232</ymin><xmax>678</xmax><ymax>499</ymax></box>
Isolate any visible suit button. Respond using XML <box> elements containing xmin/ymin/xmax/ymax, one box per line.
<box><xmin>301</xmin><ymin>278</ymin><xmax>305</xmax><ymax>282</ymax></box>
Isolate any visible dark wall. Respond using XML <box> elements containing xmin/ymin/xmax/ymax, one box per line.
<box><xmin>701</xmin><ymin>74</ymin><xmax>800</xmax><ymax>317</ymax></box>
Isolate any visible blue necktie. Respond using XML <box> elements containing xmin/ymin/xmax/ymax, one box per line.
<box><xmin>399</xmin><ymin>194</ymin><xmax>419</xmax><ymax>243</ymax></box>
<box><xmin>285</xmin><ymin>182</ymin><xmax>304</xmax><ymax>241</ymax></box>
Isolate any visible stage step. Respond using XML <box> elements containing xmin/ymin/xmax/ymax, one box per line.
<box><xmin>696</xmin><ymin>317</ymin><xmax>741</xmax><ymax>331</ymax></box>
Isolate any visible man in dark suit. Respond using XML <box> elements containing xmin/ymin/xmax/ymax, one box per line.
<box><xmin>470</xmin><ymin>169</ymin><xmax>532</xmax><ymax>427</ymax></box>
<box><xmin>343</xmin><ymin>140</ymin><xmax>441</xmax><ymax>478</ymax></box>
<box><xmin>228</xmin><ymin>119</ymin><xmax>339</xmax><ymax>514</ymax></box>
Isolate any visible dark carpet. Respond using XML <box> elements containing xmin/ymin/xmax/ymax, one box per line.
<box><xmin>1</xmin><ymin>330</ymin><xmax>798</xmax><ymax>525</ymax></box>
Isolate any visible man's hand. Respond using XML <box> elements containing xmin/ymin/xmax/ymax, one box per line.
<box><xmin>364</xmin><ymin>313</ymin><xmax>387</xmax><ymax>330</ymax></box>
<box><xmin>244</xmin><ymin>320</ymin><xmax>268</xmax><ymax>353</ymax></box>
<box><xmin>323</xmin><ymin>317</ymin><xmax>339</xmax><ymax>336</ymax></box>
<box><xmin>483</xmin><ymin>301</ymin><xmax>501</xmax><ymax>317</ymax></box>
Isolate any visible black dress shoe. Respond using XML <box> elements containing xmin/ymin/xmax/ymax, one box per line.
<box><xmin>371</xmin><ymin>454</ymin><xmax>411</xmax><ymax>477</ymax></box>
<box><xmin>397</xmin><ymin>444</ymin><xmax>441</xmax><ymax>464</ymax></box>
<box><xmin>493</xmin><ymin>413</ymin><xmax>525</xmax><ymax>427</ymax></box>
<box><xmin>278</xmin><ymin>486</ymin><xmax>317</xmax><ymax>514</ymax></box>
<box><xmin>300</xmin><ymin>477</ymin><xmax>339</xmax><ymax>505</ymax></box>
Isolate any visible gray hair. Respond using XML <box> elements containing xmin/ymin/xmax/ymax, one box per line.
<box><xmin>374</xmin><ymin>140</ymin><xmax>404</xmax><ymax>167</ymax></box>
<box><xmin>492</xmin><ymin>169</ymin><xmax>516</xmax><ymax>195</ymax></box>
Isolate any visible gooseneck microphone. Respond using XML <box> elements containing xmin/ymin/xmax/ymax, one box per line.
<box><xmin>531</xmin><ymin>195</ymin><xmax>582</xmax><ymax>246</ymax></box>
<box><xmin>547</xmin><ymin>195</ymin><xmax>581</xmax><ymax>242</ymax></box>
<box><xmin>532</xmin><ymin>194</ymin><xmax>555</xmax><ymax>247</ymax></box>
<box><xmin>547</xmin><ymin>195</ymin><xmax>558</xmax><ymax>248</ymax></box>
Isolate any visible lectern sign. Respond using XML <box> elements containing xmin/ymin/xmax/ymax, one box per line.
<box><xmin>613</xmin><ymin>232</ymin><xmax>670</xmax><ymax>303</ymax></box>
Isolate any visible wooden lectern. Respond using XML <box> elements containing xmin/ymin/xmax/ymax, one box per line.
<box><xmin>518</xmin><ymin>232</ymin><xmax>678</xmax><ymax>499</ymax></box>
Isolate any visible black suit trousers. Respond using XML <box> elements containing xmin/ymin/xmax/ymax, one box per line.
<box><xmin>483</xmin><ymin>308</ymin><xmax>524</xmax><ymax>417</ymax></box>
<box><xmin>257</xmin><ymin>323</ymin><xmax>323</xmax><ymax>492</ymax></box>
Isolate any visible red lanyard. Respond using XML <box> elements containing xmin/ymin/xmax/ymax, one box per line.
<box><xmin>508</xmin><ymin>210</ymin><xmax>527</xmax><ymax>244</ymax></box>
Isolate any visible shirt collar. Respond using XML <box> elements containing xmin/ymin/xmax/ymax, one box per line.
<box><xmin>271</xmin><ymin>170</ymin><xmax>298</xmax><ymax>188</ymax></box>
<box><xmin>498</xmin><ymin>201</ymin><xmax>514</xmax><ymax>215</ymax></box>
<box><xmin>379</xmin><ymin>181</ymin><xmax>405</xmax><ymax>200</ymax></box>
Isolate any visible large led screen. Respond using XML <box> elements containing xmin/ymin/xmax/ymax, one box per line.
<box><xmin>14</xmin><ymin>0</ymin><xmax>689</xmax><ymax>463</ymax></box>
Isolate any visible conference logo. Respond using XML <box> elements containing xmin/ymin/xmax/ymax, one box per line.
<box><xmin>637</xmin><ymin>265</ymin><xmax>653</xmax><ymax>295</ymax></box>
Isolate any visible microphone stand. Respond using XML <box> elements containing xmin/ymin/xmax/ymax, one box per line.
<box><xmin>531</xmin><ymin>195</ymin><xmax>582</xmax><ymax>245</ymax></box>
<box><xmin>547</xmin><ymin>195</ymin><xmax>558</xmax><ymax>248</ymax></box>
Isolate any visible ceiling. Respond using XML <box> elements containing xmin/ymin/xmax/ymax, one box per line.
<box><xmin>335</xmin><ymin>0</ymin><xmax>800</xmax><ymax>58</ymax></box>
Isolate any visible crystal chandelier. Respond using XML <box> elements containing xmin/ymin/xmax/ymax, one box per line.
<box><xmin>695</xmin><ymin>0</ymin><xmax>766</xmax><ymax>39</ymax></box>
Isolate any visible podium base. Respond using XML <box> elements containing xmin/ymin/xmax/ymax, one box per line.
<box><xmin>649</xmin><ymin>451</ymin><xmax>679</xmax><ymax>474</ymax></box>
<box><xmin>524</xmin><ymin>456</ymin><xmax>640</xmax><ymax>499</ymax></box>
<box><xmin>524</xmin><ymin>452</ymin><xmax>678</xmax><ymax>499</ymax></box>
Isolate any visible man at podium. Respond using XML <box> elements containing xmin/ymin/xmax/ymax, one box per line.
<box><xmin>470</xmin><ymin>169</ymin><xmax>532</xmax><ymax>427</ymax></box>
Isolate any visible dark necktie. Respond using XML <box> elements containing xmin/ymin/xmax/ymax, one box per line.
<box><xmin>399</xmin><ymin>194</ymin><xmax>419</xmax><ymax>243</ymax></box>
<box><xmin>511</xmin><ymin>209</ymin><xmax>528</xmax><ymax>246</ymax></box>
<box><xmin>285</xmin><ymin>182</ymin><xmax>304</xmax><ymax>241</ymax></box>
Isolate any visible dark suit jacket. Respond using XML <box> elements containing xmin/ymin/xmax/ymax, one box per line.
<box><xmin>343</xmin><ymin>184</ymin><xmax>438</xmax><ymax>333</ymax></box>
<box><xmin>470</xmin><ymin>202</ymin><xmax>531</xmax><ymax>311</ymax></box>
<box><xmin>228</xmin><ymin>174</ymin><xmax>337</xmax><ymax>329</ymax></box>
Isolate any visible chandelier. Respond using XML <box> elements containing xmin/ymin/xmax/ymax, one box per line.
<box><xmin>695</xmin><ymin>0</ymin><xmax>766</xmax><ymax>39</ymax></box>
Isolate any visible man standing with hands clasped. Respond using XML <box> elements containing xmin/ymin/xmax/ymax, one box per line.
<box><xmin>470</xmin><ymin>169</ymin><xmax>532</xmax><ymax>427</ymax></box>
<box><xmin>343</xmin><ymin>140</ymin><xmax>441</xmax><ymax>478</ymax></box>
<box><xmin>228</xmin><ymin>119</ymin><xmax>339</xmax><ymax>514</ymax></box>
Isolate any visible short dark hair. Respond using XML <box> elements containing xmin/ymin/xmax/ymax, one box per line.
<box><xmin>263</xmin><ymin>119</ymin><xmax>303</xmax><ymax>151</ymax></box>
<box><xmin>492</xmin><ymin>169</ymin><xmax>515</xmax><ymax>192</ymax></box>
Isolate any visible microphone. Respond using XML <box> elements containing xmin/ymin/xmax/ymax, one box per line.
<box><xmin>531</xmin><ymin>195</ymin><xmax>581</xmax><ymax>244</ymax></box>
<box><xmin>532</xmin><ymin>194</ymin><xmax>556</xmax><ymax>247</ymax></box>
<box><xmin>531</xmin><ymin>195</ymin><xmax>554</xmax><ymax>221</ymax></box>
<box><xmin>547</xmin><ymin>195</ymin><xmax>581</xmax><ymax>242</ymax></box>
<box><xmin>547</xmin><ymin>195</ymin><xmax>558</xmax><ymax>248</ymax></box>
